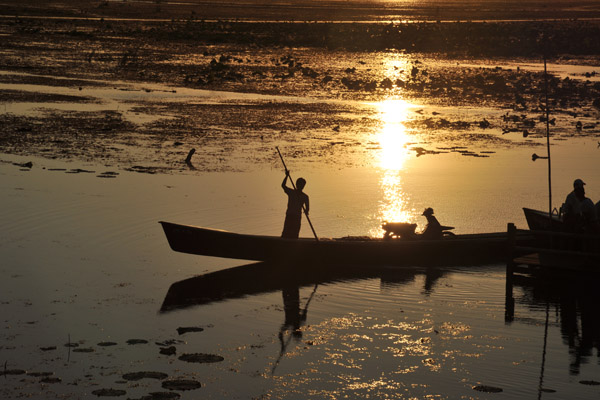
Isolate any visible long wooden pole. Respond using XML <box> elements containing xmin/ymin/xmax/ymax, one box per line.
<box><xmin>276</xmin><ymin>147</ymin><xmax>318</xmax><ymax>241</ymax></box>
<box><xmin>543</xmin><ymin>52</ymin><xmax>553</xmax><ymax>219</ymax></box>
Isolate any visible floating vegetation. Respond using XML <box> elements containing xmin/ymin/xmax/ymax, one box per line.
<box><xmin>159</xmin><ymin>346</ymin><xmax>177</xmax><ymax>356</ymax></box>
<box><xmin>40</xmin><ymin>346</ymin><xmax>57</xmax><ymax>351</ymax></box>
<box><xmin>472</xmin><ymin>385</ymin><xmax>503</xmax><ymax>393</ymax></box>
<box><xmin>92</xmin><ymin>388</ymin><xmax>127</xmax><ymax>397</ymax></box>
<box><xmin>156</xmin><ymin>339</ymin><xmax>184</xmax><ymax>346</ymax></box>
<box><xmin>27</xmin><ymin>372</ymin><xmax>53</xmax><ymax>377</ymax></box>
<box><xmin>122</xmin><ymin>371</ymin><xmax>169</xmax><ymax>381</ymax></box>
<box><xmin>97</xmin><ymin>341</ymin><xmax>118</xmax><ymax>347</ymax></box>
<box><xmin>40</xmin><ymin>377</ymin><xmax>62</xmax><ymax>384</ymax></box>
<box><xmin>0</xmin><ymin>369</ymin><xmax>26</xmax><ymax>376</ymax></box>
<box><xmin>580</xmin><ymin>380</ymin><xmax>600</xmax><ymax>385</ymax></box>
<box><xmin>97</xmin><ymin>171</ymin><xmax>119</xmax><ymax>178</ymax></box>
<box><xmin>126</xmin><ymin>339</ymin><xmax>148</xmax><ymax>345</ymax></box>
<box><xmin>176</xmin><ymin>327</ymin><xmax>204</xmax><ymax>335</ymax></box>
<box><xmin>136</xmin><ymin>393</ymin><xmax>181</xmax><ymax>400</ymax></box>
<box><xmin>161</xmin><ymin>379</ymin><xmax>202</xmax><ymax>391</ymax></box>
<box><xmin>178</xmin><ymin>353</ymin><xmax>224</xmax><ymax>363</ymax></box>
<box><xmin>73</xmin><ymin>347</ymin><xmax>95</xmax><ymax>353</ymax></box>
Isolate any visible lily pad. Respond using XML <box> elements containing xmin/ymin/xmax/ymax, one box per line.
<box><xmin>140</xmin><ymin>393</ymin><xmax>181</xmax><ymax>400</ymax></box>
<box><xmin>473</xmin><ymin>385</ymin><xmax>503</xmax><ymax>393</ymax></box>
<box><xmin>122</xmin><ymin>371</ymin><xmax>169</xmax><ymax>381</ymax></box>
<box><xmin>28</xmin><ymin>372</ymin><xmax>54</xmax><ymax>377</ymax></box>
<box><xmin>126</xmin><ymin>339</ymin><xmax>148</xmax><ymax>345</ymax></box>
<box><xmin>41</xmin><ymin>377</ymin><xmax>62</xmax><ymax>384</ymax></box>
<box><xmin>40</xmin><ymin>346</ymin><xmax>57</xmax><ymax>351</ymax></box>
<box><xmin>73</xmin><ymin>347</ymin><xmax>95</xmax><ymax>353</ymax></box>
<box><xmin>178</xmin><ymin>353</ymin><xmax>224</xmax><ymax>363</ymax></box>
<box><xmin>161</xmin><ymin>379</ymin><xmax>202</xmax><ymax>391</ymax></box>
<box><xmin>92</xmin><ymin>388</ymin><xmax>127</xmax><ymax>397</ymax></box>
<box><xmin>159</xmin><ymin>346</ymin><xmax>177</xmax><ymax>356</ymax></box>
<box><xmin>98</xmin><ymin>342</ymin><xmax>118</xmax><ymax>347</ymax></box>
<box><xmin>176</xmin><ymin>327</ymin><xmax>204</xmax><ymax>335</ymax></box>
<box><xmin>0</xmin><ymin>369</ymin><xmax>26</xmax><ymax>376</ymax></box>
<box><xmin>580</xmin><ymin>380</ymin><xmax>600</xmax><ymax>385</ymax></box>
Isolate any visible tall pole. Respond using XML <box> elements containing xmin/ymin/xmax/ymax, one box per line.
<box><xmin>544</xmin><ymin>52</ymin><xmax>553</xmax><ymax>218</ymax></box>
<box><xmin>276</xmin><ymin>147</ymin><xmax>319</xmax><ymax>241</ymax></box>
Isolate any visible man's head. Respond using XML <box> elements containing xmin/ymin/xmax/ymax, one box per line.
<box><xmin>422</xmin><ymin>207</ymin><xmax>434</xmax><ymax>217</ymax></box>
<box><xmin>574</xmin><ymin>178</ymin><xmax>586</xmax><ymax>198</ymax></box>
<box><xmin>296</xmin><ymin>177</ymin><xmax>306</xmax><ymax>190</ymax></box>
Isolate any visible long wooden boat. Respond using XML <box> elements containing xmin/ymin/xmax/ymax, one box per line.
<box><xmin>159</xmin><ymin>221</ymin><xmax>534</xmax><ymax>266</ymax></box>
<box><xmin>523</xmin><ymin>207</ymin><xmax>564</xmax><ymax>231</ymax></box>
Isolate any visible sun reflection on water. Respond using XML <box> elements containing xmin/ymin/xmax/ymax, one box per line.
<box><xmin>371</xmin><ymin>98</ymin><xmax>416</xmax><ymax>236</ymax></box>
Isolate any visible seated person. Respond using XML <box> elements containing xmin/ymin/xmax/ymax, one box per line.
<box><xmin>562</xmin><ymin>178</ymin><xmax>597</xmax><ymax>232</ymax></box>
<box><xmin>421</xmin><ymin>208</ymin><xmax>444</xmax><ymax>239</ymax></box>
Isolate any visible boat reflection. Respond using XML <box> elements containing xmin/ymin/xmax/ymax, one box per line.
<box><xmin>507</xmin><ymin>274</ymin><xmax>600</xmax><ymax>376</ymax></box>
<box><xmin>160</xmin><ymin>262</ymin><xmax>441</xmax><ymax>313</ymax></box>
<box><xmin>160</xmin><ymin>262</ymin><xmax>447</xmax><ymax>374</ymax></box>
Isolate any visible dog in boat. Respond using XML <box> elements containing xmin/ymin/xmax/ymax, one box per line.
<box><xmin>382</xmin><ymin>208</ymin><xmax>454</xmax><ymax>239</ymax></box>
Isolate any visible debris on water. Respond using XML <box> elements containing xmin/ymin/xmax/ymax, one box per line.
<box><xmin>97</xmin><ymin>342</ymin><xmax>118</xmax><ymax>347</ymax></box>
<box><xmin>159</xmin><ymin>346</ymin><xmax>177</xmax><ymax>356</ymax></box>
<box><xmin>176</xmin><ymin>327</ymin><xmax>204</xmax><ymax>335</ymax></box>
<box><xmin>66</xmin><ymin>168</ymin><xmax>95</xmax><ymax>174</ymax></box>
<box><xmin>92</xmin><ymin>388</ymin><xmax>127</xmax><ymax>397</ymax></box>
<box><xmin>126</xmin><ymin>339</ymin><xmax>149</xmax><ymax>345</ymax></box>
<box><xmin>40</xmin><ymin>377</ymin><xmax>62</xmax><ymax>384</ymax></box>
<box><xmin>122</xmin><ymin>371</ymin><xmax>169</xmax><ymax>381</ymax></box>
<box><xmin>161</xmin><ymin>379</ymin><xmax>202</xmax><ymax>391</ymax></box>
<box><xmin>40</xmin><ymin>346</ymin><xmax>57</xmax><ymax>351</ymax></box>
<box><xmin>472</xmin><ymin>385</ymin><xmax>503</xmax><ymax>393</ymax></box>
<box><xmin>178</xmin><ymin>353</ymin><xmax>224</xmax><ymax>363</ymax></box>
<box><xmin>64</xmin><ymin>342</ymin><xmax>79</xmax><ymax>348</ymax></box>
<box><xmin>540</xmin><ymin>388</ymin><xmax>557</xmax><ymax>393</ymax></box>
<box><xmin>580</xmin><ymin>380</ymin><xmax>600</xmax><ymax>385</ymax></box>
<box><xmin>73</xmin><ymin>347</ymin><xmax>95</xmax><ymax>353</ymax></box>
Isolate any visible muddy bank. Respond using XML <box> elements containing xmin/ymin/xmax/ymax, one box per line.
<box><xmin>3</xmin><ymin>0</ymin><xmax>600</xmax><ymax>22</ymax></box>
<box><xmin>1</xmin><ymin>17</ymin><xmax>599</xmax><ymax>172</ymax></box>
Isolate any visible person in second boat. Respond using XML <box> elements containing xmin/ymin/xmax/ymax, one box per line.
<box><xmin>421</xmin><ymin>208</ymin><xmax>454</xmax><ymax>239</ymax></box>
<box><xmin>281</xmin><ymin>169</ymin><xmax>310</xmax><ymax>239</ymax></box>
<box><xmin>562</xmin><ymin>178</ymin><xmax>597</xmax><ymax>232</ymax></box>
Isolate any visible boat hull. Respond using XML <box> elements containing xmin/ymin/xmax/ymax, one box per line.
<box><xmin>523</xmin><ymin>207</ymin><xmax>564</xmax><ymax>231</ymax></box>
<box><xmin>159</xmin><ymin>221</ymin><xmax>529</xmax><ymax>266</ymax></box>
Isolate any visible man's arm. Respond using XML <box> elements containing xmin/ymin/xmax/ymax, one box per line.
<box><xmin>282</xmin><ymin>172</ymin><xmax>290</xmax><ymax>192</ymax></box>
<box><xmin>304</xmin><ymin>195</ymin><xmax>310</xmax><ymax>215</ymax></box>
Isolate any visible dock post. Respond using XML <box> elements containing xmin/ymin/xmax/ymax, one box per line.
<box><xmin>505</xmin><ymin>223</ymin><xmax>516</xmax><ymax>323</ymax></box>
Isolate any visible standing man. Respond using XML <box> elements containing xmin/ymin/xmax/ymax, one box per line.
<box><xmin>281</xmin><ymin>170</ymin><xmax>309</xmax><ymax>239</ymax></box>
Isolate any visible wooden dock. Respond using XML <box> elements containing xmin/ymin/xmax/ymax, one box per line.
<box><xmin>504</xmin><ymin>223</ymin><xmax>600</xmax><ymax>322</ymax></box>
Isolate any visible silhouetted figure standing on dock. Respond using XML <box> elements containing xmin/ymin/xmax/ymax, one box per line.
<box><xmin>281</xmin><ymin>170</ymin><xmax>309</xmax><ymax>239</ymax></box>
<box><xmin>562</xmin><ymin>178</ymin><xmax>597</xmax><ymax>232</ymax></box>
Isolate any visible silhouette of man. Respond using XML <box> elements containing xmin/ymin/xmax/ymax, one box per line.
<box><xmin>281</xmin><ymin>170</ymin><xmax>309</xmax><ymax>239</ymax></box>
<box><xmin>562</xmin><ymin>178</ymin><xmax>596</xmax><ymax>232</ymax></box>
<box><xmin>421</xmin><ymin>207</ymin><xmax>443</xmax><ymax>239</ymax></box>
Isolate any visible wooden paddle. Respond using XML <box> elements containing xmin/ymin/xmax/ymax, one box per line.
<box><xmin>276</xmin><ymin>147</ymin><xmax>318</xmax><ymax>241</ymax></box>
